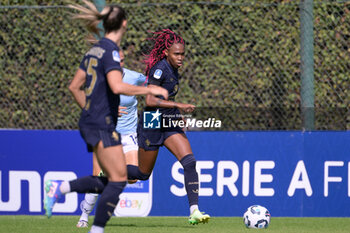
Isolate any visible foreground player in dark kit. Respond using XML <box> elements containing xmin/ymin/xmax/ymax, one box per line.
<box><xmin>43</xmin><ymin>2</ymin><xmax>167</xmax><ymax>233</ymax></box>
<box><xmin>127</xmin><ymin>29</ymin><xmax>210</xmax><ymax>225</ymax></box>
<box><xmin>76</xmin><ymin>49</ymin><xmax>146</xmax><ymax>228</ymax></box>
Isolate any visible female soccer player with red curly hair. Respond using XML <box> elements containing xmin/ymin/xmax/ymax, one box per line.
<box><xmin>127</xmin><ymin>29</ymin><xmax>210</xmax><ymax>225</ymax></box>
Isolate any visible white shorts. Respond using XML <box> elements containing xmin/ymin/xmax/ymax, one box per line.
<box><xmin>121</xmin><ymin>132</ymin><xmax>138</xmax><ymax>154</ymax></box>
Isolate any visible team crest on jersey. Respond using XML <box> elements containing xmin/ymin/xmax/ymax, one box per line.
<box><xmin>153</xmin><ymin>69</ymin><xmax>163</xmax><ymax>79</ymax></box>
<box><xmin>173</xmin><ymin>84</ymin><xmax>179</xmax><ymax>93</ymax></box>
<box><xmin>112</xmin><ymin>50</ymin><xmax>120</xmax><ymax>62</ymax></box>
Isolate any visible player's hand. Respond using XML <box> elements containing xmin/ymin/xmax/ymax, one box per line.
<box><xmin>177</xmin><ymin>103</ymin><xmax>196</xmax><ymax>113</ymax></box>
<box><xmin>118</xmin><ymin>106</ymin><xmax>127</xmax><ymax>117</ymax></box>
<box><xmin>148</xmin><ymin>86</ymin><xmax>168</xmax><ymax>100</ymax></box>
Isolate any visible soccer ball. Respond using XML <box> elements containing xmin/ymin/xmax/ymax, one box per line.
<box><xmin>243</xmin><ymin>205</ymin><xmax>271</xmax><ymax>229</ymax></box>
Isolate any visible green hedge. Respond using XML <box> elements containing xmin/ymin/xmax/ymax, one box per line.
<box><xmin>0</xmin><ymin>1</ymin><xmax>348</xmax><ymax>130</ymax></box>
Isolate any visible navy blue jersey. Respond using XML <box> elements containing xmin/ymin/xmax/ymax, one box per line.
<box><xmin>145</xmin><ymin>58</ymin><xmax>180</xmax><ymax>117</ymax></box>
<box><xmin>138</xmin><ymin>58</ymin><xmax>184</xmax><ymax>150</ymax></box>
<box><xmin>78</xmin><ymin>37</ymin><xmax>122</xmax><ymax>130</ymax></box>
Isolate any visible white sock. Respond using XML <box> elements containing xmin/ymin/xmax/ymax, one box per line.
<box><xmin>59</xmin><ymin>181</ymin><xmax>71</xmax><ymax>194</ymax></box>
<box><xmin>83</xmin><ymin>193</ymin><xmax>98</xmax><ymax>212</ymax></box>
<box><xmin>79</xmin><ymin>193</ymin><xmax>98</xmax><ymax>222</ymax></box>
<box><xmin>79</xmin><ymin>211</ymin><xmax>89</xmax><ymax>222</ymax></box>
<box><xmin>190</xmin><ymin>204</ymin><xmax>199</xmax><ymax>214</ymax></box>
<box><xmin>90</xmin><ymin>225</ymin><xmax>104</xmax><ymax>233</ymax></box>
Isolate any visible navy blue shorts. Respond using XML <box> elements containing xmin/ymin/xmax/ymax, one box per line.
<box><xmin>79</xmin><ymin>127</ymin><xmax>122</xmax><ymax>152</ymax></box>
<box><xmin>137</xmin><ymin>126</ymin><xmax>184</xmax><ymax>151</ymax></box>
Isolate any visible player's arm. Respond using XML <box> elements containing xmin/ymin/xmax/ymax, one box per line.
<box><xmin>107</xmin><ymin>70</ymin><xmax>168</xmax><ymax>99</ymax></box>
<box><xmin>68</xmin><ymin>68</ymin><xmax>86</xmax><ymax>108</ymax></box>
<box><xmin>138</xmin><ymin>73</ymin><xmax>147</xmax><ymax>86</ymax></box>
<box><xmin>145</xmin><ymin>85</ymin><xmax>195</xmax><ymax>113</ymax></box>
<box><xmin>118</xmin><ymin>106</ymin><xmax>127</xmax><ymax>116</ymax></box>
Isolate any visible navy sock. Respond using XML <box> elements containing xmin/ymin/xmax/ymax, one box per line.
<box><xmin>69</xmin><ymin>176</ymin><xmax>108</xmax><ymax>194</ymax></box>
<box><xmin>93</xmin><ymin>181</ymin><xmax>126</xmax><ymax>228</ymax></box>
<box><xmin>180</xmin><ymin>154</ymin><xmax>199</xmax><ymax>206</ymax></box>
<box><xmin>127</xmin><ymin>165</ymin><xmax>151</xmax><ymax>180</ymax></box>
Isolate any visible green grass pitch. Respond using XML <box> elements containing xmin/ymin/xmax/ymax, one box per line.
<box><xmin>0</xmin><ymin>216</ymin><xmax>349</xmax><ymax>233</ymax></box>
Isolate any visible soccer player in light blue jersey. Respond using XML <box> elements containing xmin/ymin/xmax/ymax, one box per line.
<box><xmin>76</xmin><ymin>49</ymin><xmax>146</xmax><ymax>228</ymax></box>
<box><xmin>116</xmin><ymin>51</ymin><xmax>147</xmax><ymax>174</ymax></box>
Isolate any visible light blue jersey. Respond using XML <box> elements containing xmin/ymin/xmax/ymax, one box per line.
<box><xmin>116</xmin><ymin>68</ymin><xmax>146</xmax><ymax>134</ymax></box>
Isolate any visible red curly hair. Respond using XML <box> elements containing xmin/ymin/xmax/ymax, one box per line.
<box><xmin>144</xmin><ymin>29</ymin><xmax>185</xmax><ymax>76</ymax></box>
